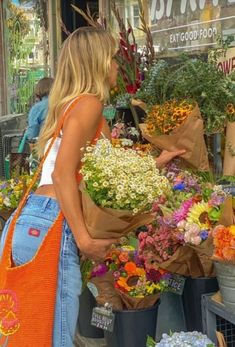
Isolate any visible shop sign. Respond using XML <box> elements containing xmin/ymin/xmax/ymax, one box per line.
<box><xmin>217</xmin><ymin>47</ymin><xmax>235</xmax><ymax>74</ymax></box>
<box><xmin>149</xmin><ymin>0</ymin><xmax>235</xmax><ymax>52</ymax></box>
<box><xmin>151</xmin><ymin>0</ymin><xmax>235</xmax><ymax>21</ymax></box>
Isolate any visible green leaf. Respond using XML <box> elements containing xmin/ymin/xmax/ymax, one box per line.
<box><xmin>146</xmin><ymin>336</ymin><xmax>156</xmax><ymax>347</ymax></box>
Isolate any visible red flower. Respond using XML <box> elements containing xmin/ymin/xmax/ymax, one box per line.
<box><xmin>126</xmin><ymin>84</ymin><xmax>138</xmax><ymax>94</ymax></box>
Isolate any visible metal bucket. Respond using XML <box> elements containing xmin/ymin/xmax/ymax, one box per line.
<box><xmin>104</xmin><ymin>301</ymin><xmax>160</xmax><ymax>347</ymax></box>
<box><xmin>214</xmin><ymin>261</ymin><xmax>235</xmax><ymax>312</ymax></box>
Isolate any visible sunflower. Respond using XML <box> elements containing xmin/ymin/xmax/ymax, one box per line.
<box><xmin>186</xmin><ymin>202</ymin><xmax>210</xmax><ymax>229</ymax></box>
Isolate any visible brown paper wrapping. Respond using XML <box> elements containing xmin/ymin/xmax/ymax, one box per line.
<box><xmin>79</xmin><ymin>183</ymin><xmax>155</xmax><ymax>239</ymax></box>
<box><xmin>88</xmin><ymin>273</ymin><xmax>160</xmax><ymax>310</ymax></box>
<box><xmin>117</xmin><ymin>290</ymin><xmax>160</xmax><ymax>310</ymax></box>
<box><xmin>140</xmin><ymin>104</ymin><xmax>209</xmax><ymax>171</ymax></box>
<box><xmin>189</xmin><ymin>238</ymin><xmax>215</xmax><ymax>278</ymax></box>
<box><xmin>148</xmin><ymin>245</ymin><xmax>196</xmax><ymax>277</ymax></box>
<box><xmin>88</xmin><ymin>273</ymin><xmax>123</xmax><ymax>310</ymax></box>
<box><xmin>217</xmin><ymin>195</ymin><xmax>235</xmax><ymax>226</ymax></box>
<box><xmin>131</xmin><ymin>98</ymin><xmax>147</xmax><ymax>111</ymax></box>
<box><xmin>223</xmin><ymin>121</ymin><xmax>235</xmax><ymax>176</ymax></box>
<box><xmin>216</xmin><ymin>331</ymin><xmax>228</xmax><ymax>347</ymax></box>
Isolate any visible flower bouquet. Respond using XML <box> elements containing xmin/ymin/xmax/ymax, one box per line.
<box><xmin>87</xmin><ymin>243</ymin><xmax>170</xmax><ymax>310</ymax></box>
<box><xmin>211</xmin><ymin>196</ymin><xmax>235</xmax><ymax>311</ymax></box>
<box><xmin>147</xmin><ymin>332</ymin><xmax>215</xmax><ymax>347</ymax></box>
<box><xmin>0</xmin><ymin>174</ymin><xmax>36</xmax><ymax>222</ymax></box>
<box><xmin>79</xmin><ymin>139</ymin><xmax>170</xmax><ymax>238</ymax></box>
<box><xmin>139</xmin><ymin>164</ymin><xmax>227</xmax><ymax>277</ymax></box>
<box><xmin>139</xmin><ymin>99</ymin><xmax>209</xmax><ymax>171</ymax></box>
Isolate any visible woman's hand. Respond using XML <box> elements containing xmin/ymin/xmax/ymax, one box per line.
<box><xmin>156</xmin><ymin>149</ymin><xmax>186</xmax><ymax>168</ymax></box>
<box><xmin>77</xmin><ymin>232</ymin><xmax>118</xmax><ymax>262</ymax></box>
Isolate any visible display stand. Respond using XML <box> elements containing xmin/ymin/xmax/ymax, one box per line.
<box><xmin>202</xmin><ymin>293</ymin><xmax>235</xmax><ymax>347</ymax></box>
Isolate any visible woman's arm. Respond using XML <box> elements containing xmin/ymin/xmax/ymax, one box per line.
<box><xmin>52</xmin><ymin>96</ymin><xmax>117</xmax><ymax>261</ymax></box>
<box><xmin>156</xmin><ymin>149</ymin><xmax>186</xmax><ymax>168</ymax></box>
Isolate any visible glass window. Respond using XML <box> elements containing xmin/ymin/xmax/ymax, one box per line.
<box><xmin>110</xmin><ymin>0</ymin><xmax>235</xmax><ymax>57</ymax></box>
<box><xmin>4</xmin><ymin>0</ymin><xmax>50</xmax><ymax>114</ymax></box>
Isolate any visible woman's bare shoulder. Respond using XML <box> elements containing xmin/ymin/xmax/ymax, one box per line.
<box><xmin>73</xmin><ymin>95</ymin><xmax>103</xmax><ymax>112</ymax></box>
<box><xmin>63</xmin><ymin>95</ymin><xmax>103</xmax><ymax>129</ymax></box>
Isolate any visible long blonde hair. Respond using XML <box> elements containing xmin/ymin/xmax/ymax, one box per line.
<box><xmin>37</xmin><ymin>27</ymin><xmax>117</xmax><ymax>157</ymax></box>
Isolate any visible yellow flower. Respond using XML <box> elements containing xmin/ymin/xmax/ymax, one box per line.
<box><xmin>229</xmin><ymin>225</ymin><xmax>235</xmax><ymax>236</ymax></box>
<box><xmin>187</xmin><ymin>202</ymin><xmax>210</xmax><ymax>228</ymax></box>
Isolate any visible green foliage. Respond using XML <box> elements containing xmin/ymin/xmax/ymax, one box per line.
<box><xmin>7</xmin><ymin>1</ymin><xmax>30</xmax><ymax>61</ymax></box>
<box><xmin>146</xmin><ymin>336</ymin><xmax>156</xmax><ymax>347</ymax></box>
<box><xmin>136</xmin><ymin>60</ymin><xmax>169</xmax><ymax>106</ymax></box>
<box><xmin>136</xmin><ymin>56</ymin><xmax>235</xmax><ymax>134</ymax></box>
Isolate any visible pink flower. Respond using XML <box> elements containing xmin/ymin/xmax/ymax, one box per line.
<box><xmin>185</xmin><ymin>223</ymin><xmax>200</xmax><ymax>235</ymax></box>
<box><xmin>173</xmin><ymin>198</ymin><xmax>194</xmax><ymax>223</ymax></box>
<box><xmin>190</xmin><ymin>236</ymin><xmax>202</xmax><ymax>245</ymax></box>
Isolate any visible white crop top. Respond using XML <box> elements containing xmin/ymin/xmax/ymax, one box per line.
<box><xmin>38</xmin><ymin>137</ymin><xmax>61</xmax><ymax>187</ymax></box>
<box><xmin>38</xmin><ymin>131</ymin><xmax>106</xmax><ymax>187</ymax></box>
<box><xmin>38</xmin><ymin>97</ymin><xmax>105</xmax><ymax>187</ymax></box>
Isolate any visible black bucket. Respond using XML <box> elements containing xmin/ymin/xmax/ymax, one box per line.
<box><xmin>104</xmin><ymin>301</ymin><xmax>160</xmax><ymax>347</ymax></box>
<box><xmin>182</xmin><ymin>277</ymin><xmax>218</xmax><ymax>332</ymax></box>
<box><xmin>77</xmin><ymin>287</ymin><xmax>104</xmax><ymax>338</ymax></box>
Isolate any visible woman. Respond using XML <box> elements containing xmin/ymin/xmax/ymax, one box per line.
<box><xmin>0</xmin><ymin>27</ymin><xmax>183</xmax><ymax>347</ymax></box>
<box><xmin>25</xmin><ymin>77</ymin><xmax>54</xmax><ymax>142</ymax></box>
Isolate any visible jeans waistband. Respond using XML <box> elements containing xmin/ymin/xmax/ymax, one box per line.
<box><xmin>25</xmin><ymin>193</ymin><xmax>60</xmax><ymax>214</ymax></box>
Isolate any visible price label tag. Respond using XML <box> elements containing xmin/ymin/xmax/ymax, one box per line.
<box><xmin>167</xmin><ymin>274</ymin><xmax>186</xmax><ymax>295</ymax></box>
<box><xmin>91</xmin><ymin>304</ymin><xmax>115</xmax><ymax>332</ymax></box>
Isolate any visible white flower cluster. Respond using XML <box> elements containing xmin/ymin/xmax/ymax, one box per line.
<box><xmin>156</xmin><ymin>332</ymin><xmax>215</xmax><ymax>347</ymax></box>
<box><xmin>80</xmin><ymin>139</ymin><xmax>170</xmax><ymax>213</ymax></box>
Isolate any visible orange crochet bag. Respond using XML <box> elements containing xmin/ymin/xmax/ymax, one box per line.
<box><xmin>0</xmin><ymin>97</ymin><xmax>104</xmax><ymax>347</ymax></box>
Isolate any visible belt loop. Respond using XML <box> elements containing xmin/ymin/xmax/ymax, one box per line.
<box><xmin>41</xmin><ymin>197</ymin><xmax>51</xmax><ymax>212</ymax></box>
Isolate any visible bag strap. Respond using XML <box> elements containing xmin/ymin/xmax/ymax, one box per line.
<box><xmin>1</xmin><ymin>95</ymin><xmax>104</xmax><ymax>266</ymax></box>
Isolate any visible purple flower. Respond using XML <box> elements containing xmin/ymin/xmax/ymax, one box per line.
<box><xmin>173</xmin><ymin>182</ymin><xmax>185</xmax><ymax>191</ymax></box>
<box><xmin>209</xmin><ymin>192</ymin><xmax>225</xmax><ymax>206</ymax></box>
<box><xmin>200</xmin><ymin>230</ymin><xmax>209</xmax><ymax>241</ymax></box>
<box><xmin>146</xmin><ymin>269</ymin><xmax>162</xmax><ymax>282</ymax></box>
<box><xmin>113</xmin><ymin>271</ymin><xmax>121</xmax><ymax>280</ymax></box>
<box><xmin>91</xmin><ymin>263</ymin><xmax>108</xmax><ymax>277</ymax></box>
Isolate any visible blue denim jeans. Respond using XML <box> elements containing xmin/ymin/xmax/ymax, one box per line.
<box><xmin>0</xmin><ymin>194</ymin><xmax>82</xmax><ymax>347</ymax></box>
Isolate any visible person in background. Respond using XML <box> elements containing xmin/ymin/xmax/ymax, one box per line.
<box><xmin>25</xmin><ymin>77</ymin><xmax>54</xmax><ymax>143</ymax></box>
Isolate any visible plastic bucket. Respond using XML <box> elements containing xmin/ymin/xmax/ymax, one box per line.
<box><xmin>77</xmin><ymin>287</ymin><xmax>104</xmax><ymax>338</ymax></box>
<box><xmin>182</xmin><ymin>277</ymin><xmax>218</xmax><ymax>332</ymax></box>
<box><xmin>214</xmin><ymin>261</ymin><xmax>235</xmax><ymax>312</ymax></box>
<box><xmin>104</xmin><ymin>301</ymin><xmax>160</xmax><ymax>347</ymax></box>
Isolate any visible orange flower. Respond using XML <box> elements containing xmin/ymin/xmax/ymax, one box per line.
<box><xmin>124</xmin><ymin>261</ymin><xmax>137</xmax><ymax>274</ymax></box>
<box><xmin>213</xmin><ymin>225</ymin><xmax>235</xmax><ymax>261</ymax></box>
<box><xmin>119</xmin><ymin>252</ymin><xmax>129</xmax><ymax>263</ymax></box>
<box><xmin>146</xmin><ymin>99</ymin><xmax>194</xmax><ymax>135</ymax></box>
